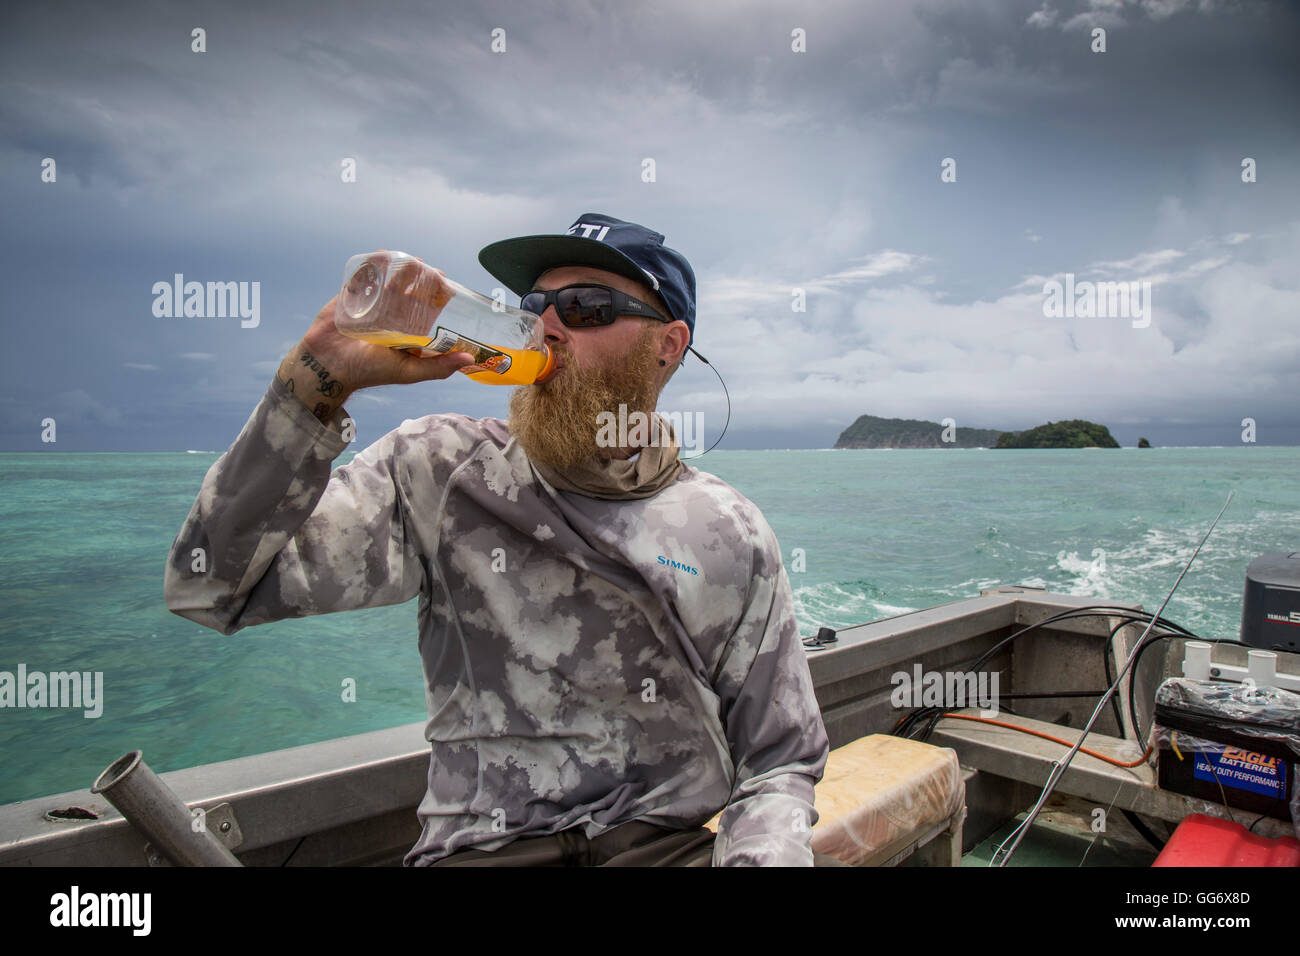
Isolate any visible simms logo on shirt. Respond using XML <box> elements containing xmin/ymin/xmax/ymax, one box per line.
<box><xmin>657</xmin><ymin>555</ymin><xmax>699</xmax><ymax>576</ymax></box>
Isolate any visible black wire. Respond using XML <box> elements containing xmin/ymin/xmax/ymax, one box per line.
<box><xmin>1120</xmin><ymin>809</ymin><xmax>1168</xmax><ymax>851</ymax></box>
<box><xmin>1100</xmin><ymin>612</ymin><xmax>1198</xmax><ymax>740</ymax></box>
<box><xmin>888</xmin><ymin>605</ymin><xmax>1197</xmax><ymax>743</ymax></box>
<box><xmin>891</xmin><ymin>606</ymin><xmax>1121</xmax><ymax>738</ymax></box>
<box><xmin>900</xmin><ymin>694</ymin><xmax>1098</xmax><ymax>742</ymax></box>
<box><xmin>908</xmin><ymin>607</ymin><xmax>1151</xmax><ymax>738</ymax></box>
<box><xmin>677</xmin><ymin>348</ymin><xmax>730</xmax><ymax>460</ymax></box>
<box><xmin>1101</xmin><ymin>612</ymin><xmax>1191</xmax><ymax>738</ymax></box>
<box><xmin>1126</xmin><ymin>632</ymin><xmax>1251</xmax><ymax>742</ymax></box>
<box><xmin>280</xmin><ymin>835</ymin><xmax>307</xmax><ymax>867</ymax></box>
<box><xmin>1015</xmin><ymin>608</ymin><xmax>1202</xmax><ymax>743</ymax></box>
<box><xmin>969</xmin><ymin>605</ymin><xmax>1188</xmax><ymax>677</ymax></box>
<box><xmin>910</xmin><ymin>694</ymin><xmax>1110</xmax><ymax>743</ymax></box>
<box><xmin>1103</xmin><ymin>636</ymin><xmax>1123</xmax><ymax>736</ymax></box>
<box><xmin>1199</xmin><ymin>757</ymin><xmax>1239</xmax><ymax>826</ymax></box>
<box><xmin>886</xmin><ymin>602</ymin><xmax>1266</xmax><ymax>840</ymax></box>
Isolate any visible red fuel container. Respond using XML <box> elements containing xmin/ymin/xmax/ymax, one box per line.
<box><xmin>1153</xmin><ymin>813</ymin><xmax>1300</xmax><ymax>867</ymax></box>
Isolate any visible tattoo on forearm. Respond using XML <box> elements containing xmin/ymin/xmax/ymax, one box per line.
<box><xmin>312</xmin><ymin>403</ymin><xmax>332</xmax><ymax>422</ymax></box>
<box><xmin>299</xmin><ymin>351</ymin><xmax>345</xmax><ymax>399</ymax></box>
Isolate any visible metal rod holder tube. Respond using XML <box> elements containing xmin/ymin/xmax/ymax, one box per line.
<box><xmin>92</xmin><ymin>751</ymin><xmax>242</xmax><ymax>867</ymax></box>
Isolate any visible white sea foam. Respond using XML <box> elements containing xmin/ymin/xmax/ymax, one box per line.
<box><xmin>873</xmin><ymin>602</ymin><xmax>917</xmax><ymax>617</ymax></box>
<box><xmin>792</xmin><ymin>580</ymin><xmax>917</xmax><ymax>630</ymax></box>
<box><xmin>1054</xmin><ymin>547</ymin><xmax>1112</xmax><ymax>598</ymax></box>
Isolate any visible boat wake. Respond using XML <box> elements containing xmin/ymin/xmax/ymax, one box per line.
<box><xmin>792</xmin><ymin>579</ymin><xmax>916</xmax><ymax>632</ymax></box>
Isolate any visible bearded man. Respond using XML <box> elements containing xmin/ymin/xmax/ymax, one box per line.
<box><xmin>164</xmin><ymin>213</ymin><xmax>834</xmax><ymax>867</ymax></box>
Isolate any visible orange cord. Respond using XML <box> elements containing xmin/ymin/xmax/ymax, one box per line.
<box><xmin>938</xmin><ymin>712</ymin><xmax>1155</xmax><ymax>768</ymax></box>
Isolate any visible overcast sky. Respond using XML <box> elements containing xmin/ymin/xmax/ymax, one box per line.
<box><xmin>2</xmin><ymin>0</ymin><xmax>1297</xmax><ymax>450</ymax></box>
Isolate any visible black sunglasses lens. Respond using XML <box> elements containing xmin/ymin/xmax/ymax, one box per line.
<box><xmin>557</xmin><ymin>287</ymin><xmax>613</xmax><ymax>327</ymax></box>
<box><xmin>517</xmin><ymin>287</ymin><xmax>616</xmax><ymax>326</ymax></box>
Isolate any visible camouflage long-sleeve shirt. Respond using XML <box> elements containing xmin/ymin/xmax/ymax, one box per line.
<box><xmin>164</xmin><ymin>377</ymin><xmax>829</xmax><ymax>866</ymax></box>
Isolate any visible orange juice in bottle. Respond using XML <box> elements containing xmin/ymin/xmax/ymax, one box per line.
<box><xmin>334</xmin><ymin>251</ymin><xmax>554</xmax><ymax>386</ymax></box>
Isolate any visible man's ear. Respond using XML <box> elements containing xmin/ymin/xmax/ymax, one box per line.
<box><xmin>659</xmin><ymin>321</ymin><xmax>690</xmax><ymax>367</ymax></box>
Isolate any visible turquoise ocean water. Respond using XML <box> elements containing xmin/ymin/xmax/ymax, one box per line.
<box><xmin>1</xmin><ymin>446</ymin><xmax>1296</xmax><ymax>805</ymax></box>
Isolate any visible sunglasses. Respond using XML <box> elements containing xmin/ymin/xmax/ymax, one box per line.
<box><xmin>518</xmin><ymin>284</ymin><xmax>672</xmax><ymax>328</ymax></box>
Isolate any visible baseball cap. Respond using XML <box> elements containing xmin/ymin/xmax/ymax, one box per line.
<box><xmin>478</xmin><ymin>213</ymin><xmax>697</xmax><ymax>345</ymax></box>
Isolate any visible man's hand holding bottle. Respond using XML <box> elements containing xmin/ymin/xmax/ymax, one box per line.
<box><xmin>276</xmin><ymin>254</ymin><xmax>476</xmax><ymax>424</ymax></box>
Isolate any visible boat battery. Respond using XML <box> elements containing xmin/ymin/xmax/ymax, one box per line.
<box><xmin>1240</xmin><ymin>552</ymin><xmax>1300</xmax><ymax>653</ymax></box>
<box><xmin>1153</xmin><ymin>677</ymin><xmax>1300</xmax><ymax>823</ymax></box>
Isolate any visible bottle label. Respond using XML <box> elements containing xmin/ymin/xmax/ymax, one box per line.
<box><xmin>427</xmin><ymin>327</ymin><xmax>513</xmax><ymax>375</ymax></box>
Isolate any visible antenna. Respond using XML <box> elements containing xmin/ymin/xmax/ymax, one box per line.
<box><xmin>991</xmin><ymin>490</ymin><xmax>1235</xmax><ymax>867</ymax></box>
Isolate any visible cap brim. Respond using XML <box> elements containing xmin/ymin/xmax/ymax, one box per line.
<box><xmin>478</xmin><ymin>234</ymin><xmax>655</xmax><ymax>297</ymax></box>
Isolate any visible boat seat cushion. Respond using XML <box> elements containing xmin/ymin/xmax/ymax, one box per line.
<box><xmin>706</xmin><ymin>733</ymin><xmax>965</xmax><ymax>865</ymax></box>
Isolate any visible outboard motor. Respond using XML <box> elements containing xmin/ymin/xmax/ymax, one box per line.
<box><xmin>1241</xmin><ymin>552</ymin><xmax>1300</xmax><ymax>653</ymax></box>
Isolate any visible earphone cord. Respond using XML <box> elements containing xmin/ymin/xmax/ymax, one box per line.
<box><xmin>677</xmin><ymin>346</ymin><xmax>731</xmax><ymax>460</ymax></box>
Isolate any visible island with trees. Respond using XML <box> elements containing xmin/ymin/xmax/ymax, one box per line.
<box><xmin>993</xmin><ymin>420</ymin><xmax>1120</xmax><ymax>448</ymax></box>
<box><xmin>834</xmin><ymin>415</ymin><xmax>1121</xmax><ymax>449</ymax></box>
<box><xmin>834</xmin><ymin>415</ymin><xmax>1004</xmax><ymax>448</ymax></box>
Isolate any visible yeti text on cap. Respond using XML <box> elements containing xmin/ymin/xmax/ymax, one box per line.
<box><xmin>567</xmin><ymin>222</ymin><xmax>611</xmax><ymax>240</ymax></box>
